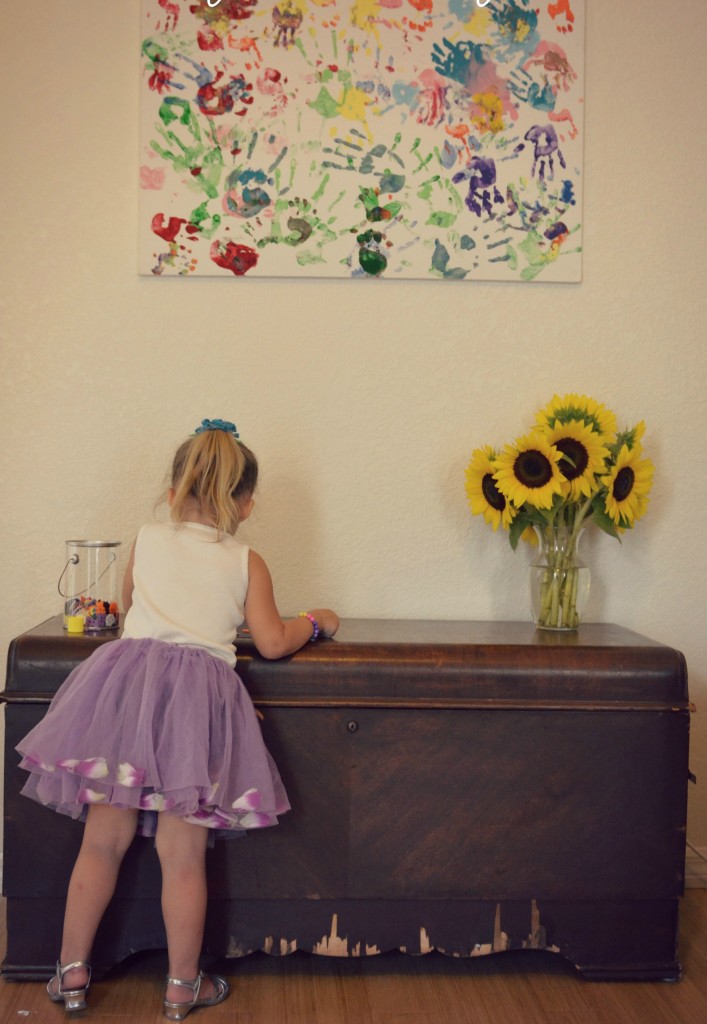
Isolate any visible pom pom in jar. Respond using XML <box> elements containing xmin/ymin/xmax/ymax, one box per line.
<box><xmin>59</xmin><ymin>540</ymin><xmax>122</xmax><ymax>632</ymax></box>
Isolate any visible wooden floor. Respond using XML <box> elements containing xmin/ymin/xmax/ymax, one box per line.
<box><xmin>1</xmin><ymin>891</ymin><xmax>706</xmax><ymax>1024</ymax></box>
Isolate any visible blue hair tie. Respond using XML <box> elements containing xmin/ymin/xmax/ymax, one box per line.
<box><xmin>194</xmin><ymin>418</ymin><xmax>240</xmax><ymax>439</ymax></box>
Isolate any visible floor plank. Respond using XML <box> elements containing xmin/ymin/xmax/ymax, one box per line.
<box><xmin>1</xmin><ymin>892</ymin><xmax>706</xmax><ymax>1023</ymax></box>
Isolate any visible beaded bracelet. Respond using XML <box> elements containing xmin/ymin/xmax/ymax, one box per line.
<box><xmin>298</xmin><ymin>612</ymin><xmax>320</xmax><ymax>641</ymax></box>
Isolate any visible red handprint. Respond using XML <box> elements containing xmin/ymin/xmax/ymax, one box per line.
<box><xmin>548</xmin><ymin>0</ymin><xmax>575</xmax><ymax>34</ymax></box>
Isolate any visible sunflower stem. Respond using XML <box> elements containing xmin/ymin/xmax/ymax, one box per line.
<box><xmin>532</xmin><ymin>505</ymin><xmax>588</xmax><ymax>629</ymax></box>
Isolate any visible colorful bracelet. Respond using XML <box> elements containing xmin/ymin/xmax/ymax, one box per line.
<box><xmin>299</xmin><ymin>612</ymin><xmax>320</xmax><ymax>641</ymax></box>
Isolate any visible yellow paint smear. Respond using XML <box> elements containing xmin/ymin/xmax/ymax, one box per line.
<box><xmin>465</xmin><ymin>6</ymin><xmax>493</xmax><ymax>39</ymax></box>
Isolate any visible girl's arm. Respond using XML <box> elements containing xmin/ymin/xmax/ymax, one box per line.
<box><xmin>122</xmin><ymin>540</ymin><xmax>137</xmax><ymax>614</ymax></box>
<box><xmin>244</xmin><ymin>549</ymin><xmax>339</xmax><ymax>660</ymax></box>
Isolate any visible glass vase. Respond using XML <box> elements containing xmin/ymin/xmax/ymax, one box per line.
<box><xmin>529</xmin><ymin>523</ymin><xmax>589</xmax><ymax>630</ymax></box>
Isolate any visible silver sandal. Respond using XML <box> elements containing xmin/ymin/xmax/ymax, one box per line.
<box><xmin>47</xmin><ymin>960</ymin><xmax>92</xmax><ymax>1013</ymax></box>
<box><xmin>163</xmin><ymin>970</ymin><xmax>230</xmax><ymax>1021</ymax></box>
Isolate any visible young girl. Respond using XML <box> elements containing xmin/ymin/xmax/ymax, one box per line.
<box><xmin>16</xmin><ymin>419</ymin><xmax>339</xmax><ymax>1020</ymax></box>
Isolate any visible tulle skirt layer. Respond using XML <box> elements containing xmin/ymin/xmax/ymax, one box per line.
<box><xmin>16</xmin><ymin>638</ymin><xmax>290</xmax><ymax>838</ymax></box>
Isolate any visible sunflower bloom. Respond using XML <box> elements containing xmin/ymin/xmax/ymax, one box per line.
<box><xmin>465</xmin><ymin>445</ymin><xmax>516</xmax><ymax>531</ymax></box>
<box><xmin>601</xmin><ymin>444</ymin><xmax>654</xmax><ymax>527</ymax></box>
<box><xmin>540</xmin><ymin>418</ymin><xmax>610</xmax><ymax>501</ymax></box>
<box><xmin>494</xmin><ymin>433</ymin><xmax>564</xmax><ymax>510</ymax></box>
<box><xmin>463</xmin><ymin>395</ymin><xmax>654</xmax><ymax>631</ymax></box>
<box><xmin>536</xmin><ymin>393</ymin><xmax>617</xmax><ymax>440</ymax></box>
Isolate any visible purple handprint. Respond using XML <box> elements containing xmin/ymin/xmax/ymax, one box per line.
<box><xmin>515</xmin><ymin>124</ymin><xmax>566</xmax><ymax>183</ymax></box>
<box><xmin>453</xmin><ymin>157</ymin><xmax>504</xmax><ymax>217</ymax></box>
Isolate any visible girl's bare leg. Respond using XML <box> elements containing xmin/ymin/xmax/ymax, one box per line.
<box><xmin>53</xmin><ymin>804</ymin><xmax>138</xmax><ymax>993</ymax></box>
<box><xmin>155</xmin><ymin>814</ymin><xmax>217</xmax><ymax>1005</ymax></box>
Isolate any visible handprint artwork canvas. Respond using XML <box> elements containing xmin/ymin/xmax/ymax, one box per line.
<box><xmin>139</xmin><ymin>0</ymin><xmax>584</xmax><ymax>281</ymax></box>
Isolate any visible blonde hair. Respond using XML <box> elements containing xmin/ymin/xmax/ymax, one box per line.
<box><xmin>170</xmin><ymin>430</ymin><xmax>258</xmax><ymax>536</ymax></box>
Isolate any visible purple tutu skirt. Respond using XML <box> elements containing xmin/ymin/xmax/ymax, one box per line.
<box><xmin>16</xmin><ymin>637</ymin><xmax>290</xmax><ymax>838</ymax></box>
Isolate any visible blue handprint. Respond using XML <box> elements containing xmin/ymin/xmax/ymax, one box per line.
<box><xmin>508</xmin><ymin>67</ymin><xmax>555</xmax><ymax>112</ymax></box>
<box><xmin>431</xmin><ymin>38</ymin><xmax>484</xmax><ymax>86</ymax></box>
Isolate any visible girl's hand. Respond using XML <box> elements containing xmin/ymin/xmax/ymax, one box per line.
<box><xmin>245</xmin><ymin>552</ymin><xmax>339</xmax><ymax>659</ymax></box>
<box><xmin>308</xmin><ymin>608</ymin><xmax>340</xmax><ymax>637</ymax></box>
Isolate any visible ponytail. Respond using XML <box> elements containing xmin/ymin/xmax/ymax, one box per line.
<box><xmin>170</xmin><ymin>428</ymin><xmax>258</xmax><ymax>536</ymax></box>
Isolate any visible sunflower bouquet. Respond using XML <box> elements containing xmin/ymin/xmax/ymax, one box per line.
<box><xmin>465</xmin><ymin>394</ymin><xmax>654</xmax><ymax>629</ymax></box>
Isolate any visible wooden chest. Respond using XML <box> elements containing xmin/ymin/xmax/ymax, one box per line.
<box><xmin>1</xmin><ymin>617</ymin><xmax>690</xmax><ymax>980</ymax></box>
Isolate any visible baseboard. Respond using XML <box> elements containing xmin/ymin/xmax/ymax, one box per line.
<box><xmin>685</xmin><ymin>845</ymin><xmax>707</xmax><ymax>888</ymax></box>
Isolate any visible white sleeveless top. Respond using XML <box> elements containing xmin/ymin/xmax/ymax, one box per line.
<box><xmin>122</xmin><ymin>522</ymin><xmax>249</xmax><ymax>667</ymax></box>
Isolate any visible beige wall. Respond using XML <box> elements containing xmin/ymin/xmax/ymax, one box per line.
<box><xmin>2</xmin><ymin>1</ymin><xmax>706</xmax><ymax>857</ymax></box>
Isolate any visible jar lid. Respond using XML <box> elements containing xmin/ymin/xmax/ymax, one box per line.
<box><xmin>65</xmin><ymin>540</ymin><xmax>122</xmax><ymax>547</ymax></box>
